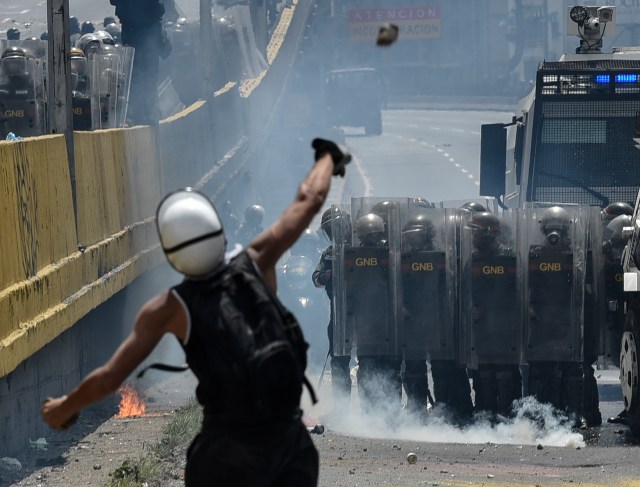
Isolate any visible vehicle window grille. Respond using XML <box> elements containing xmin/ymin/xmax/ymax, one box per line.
<box><xmin>531</xmin><ymin>100</ymin><xmax>640</xmax><ymax>206</ymax></box>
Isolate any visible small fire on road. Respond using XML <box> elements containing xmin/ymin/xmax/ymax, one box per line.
<box><xmin>115</xmin><ymin>384</ymin><xmax>146</xmax><ymax>418</ymax></box>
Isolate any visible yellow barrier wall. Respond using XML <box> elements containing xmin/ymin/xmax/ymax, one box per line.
<box><xmin>0</xmin><ymin>127</ymin><xmax>164</xmax><ymax>378</ymax></box>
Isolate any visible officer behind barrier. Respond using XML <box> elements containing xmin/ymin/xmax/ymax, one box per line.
<box><xmin>42</xmin><ymin>138</ymin><xmax>351</xmax><ymax>487</ymax></box>
<box><xmin>0</xmin><ymin>46</ymin><xmax>41</xmax><ymax>138</ymax></box>
<box><xmin>400</xmin><ymin>214</ymin><xmax>436</xmax><ymax>415</ymax></box>
<box><xmin>350</xmin><ymin>212</ymin><xmax>402</xmax><ymax>413</ymax></box>
<box><xmin>7</xmin><ymin>27</ymin><xmax>20</xmax><ymax>41</ymax></box>
<box><xmin>236</xmin><ymin>204</ymin><xmax>265</xmax><ymax>246</ymax></box>
<box><xmin>465</xmin><ymin>211</ymin><xmax>522</xmax><ymax>418</ymax></box>
<box><xmin>527</xmin><ymin>206</ymin><xmax>589</xmax><ymax>429</ymax></box>
<box><xmin>70</xmin><ymin>48</ymin><xmax>92</xmax><ymax>130</ymax></box>
<box><xmin>601</xmin><ymin>202</ymin><xmax>633</xmax><ymax>240</ymax></box>
<box><xmin>402</xmin><ymin>212</ymin><xmax>474</xmax><ymax>419</ymax></box>
<box><xmin>313</xmin><ymin>207</ymin><xmax>353</xmax><ymax>417</ymax></box>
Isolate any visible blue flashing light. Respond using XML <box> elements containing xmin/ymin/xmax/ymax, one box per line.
<box><xmin>616</xmin><ymin>74</ymin><xmax>639</xmax><ymax>83</ymax></box>
<box><xmin>595</xmin><ymin>74</ymin><xmax>610</xmax><ymax>84</ymax></box>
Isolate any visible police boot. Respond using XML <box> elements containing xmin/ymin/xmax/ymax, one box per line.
<box><xmin>496</xmin><ymin>368</ymin><xmax>522</xmax><ymax>418</ymax></box>
<box><xmin>529</xmin><ymin>362</ymin><xmax>563</xmax><ymax>410</ymax></box>
<box><xmin>474</xmin><ymin>368</ymin><xmax>498</xmax><ymax>415</ymax></box>
<box><xmin>562</xmin><ymin>364</ymin><xmax>586</xmax><ymax>429</ymax></box>
<box><xmin>330</xmin><ymin>355</ymin><xmax>352</xmax><ymax>416</ymax></box>
<box><xmin>403</xmin><ymin>360</ymin><xmax>429</xmax><ymax>416</ymax></box>
<box><xmin>583</xmin><ymin>364</ymin><xmax>602</xmax><ymax>427</ymax></box>
<box><xmin>356</xmin><ymin>356</ymin><xmax>376</xmax><ymax>414</ymax></box>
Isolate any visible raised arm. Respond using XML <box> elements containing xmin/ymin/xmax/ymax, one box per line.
<box><xmin>248</xmin><ymin>139</ymin><xmax>350</xmax><ymax>290</ymax></box>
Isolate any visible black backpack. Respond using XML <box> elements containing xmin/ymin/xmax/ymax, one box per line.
<box><xmin>140</xmin><ymin>252</ymin><xmax>317</xmax><ymax>423</ymax></box>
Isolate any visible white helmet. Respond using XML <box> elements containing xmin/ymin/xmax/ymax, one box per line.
<box><xmin>156</xmin><ymin>188</ymin><xmax>226</xmax><ymax>278</ymax></box>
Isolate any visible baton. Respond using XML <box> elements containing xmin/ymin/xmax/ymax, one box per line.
<box><xmin>317</xmin><ymin>352</ymin><xmax>331</xmax><ymax>389</ymax></box>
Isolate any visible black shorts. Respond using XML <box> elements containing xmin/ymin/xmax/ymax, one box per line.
<box><xmin>185</xmin><ymin>418</ymin><xmax>318</xmax><ymax>487</ymax></box>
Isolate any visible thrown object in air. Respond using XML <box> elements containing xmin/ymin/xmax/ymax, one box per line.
<box><xmin>377</xmin><ymin>23</ymin><xmax>399</xmax><ymax>46</ymax></box>
<box><xmin>406</xmin><ymin>452</ymin><xmax>417</xmax><ymax>464</ymax></box>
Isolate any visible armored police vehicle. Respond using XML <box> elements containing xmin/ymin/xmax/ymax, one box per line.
<box><xmin>479</xmin><ymin>5</ymin><xmax>640</xmax><ymax>210</ymax></box>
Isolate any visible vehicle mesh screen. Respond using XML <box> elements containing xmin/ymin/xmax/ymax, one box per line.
<box><xmin>531</xmin><ymin>100</ymin><xmax>640</xmax><ymax>206</ymax></box>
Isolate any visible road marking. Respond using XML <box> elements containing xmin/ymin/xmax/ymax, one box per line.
<box><xmin>386</xmin><ymin>133</ymin><xmax>479</xmax><ymax>187</ymax></box>
<box><xmin>353</xmin><ymin>153</ymin><xmax>372</xmax><ymax>197</ymax></box>
<box><xmin>20</xmin><ymin>9</ymin><xmax>30</xmax><ymax>14</ymax></box>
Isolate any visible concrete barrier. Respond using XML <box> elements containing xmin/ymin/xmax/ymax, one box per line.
<box><xmin>0</xmin><ymin>128</ymin><xmax>165</xmax><ymax>378</ymax></box>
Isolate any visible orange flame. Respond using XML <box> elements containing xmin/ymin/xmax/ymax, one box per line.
<box><xmin>115</xmin><ymin>384</ymin><xmax>146</xmax><ymax>418</ymax></box>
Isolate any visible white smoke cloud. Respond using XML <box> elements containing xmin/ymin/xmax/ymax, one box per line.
<box><xmin>305</xmin><ymin>369</ymin><xmax>585</xmax><ymax>449</ymax></box>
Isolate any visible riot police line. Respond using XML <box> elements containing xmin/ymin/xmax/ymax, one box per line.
<box><xmin>0</xmin><ymin>36</ymin><xmax>133</xmax><ymax>139</ymax></box>
<box><xmin>323</xmin><ymin>197</ymin><xmax>626</xmax><ymax>427</ymax></box>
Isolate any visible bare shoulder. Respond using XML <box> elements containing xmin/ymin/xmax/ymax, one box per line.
<box><xmin>137</xmin><ymin>290</ymin><xmax>187</xmax><ymax>340</ymax></box>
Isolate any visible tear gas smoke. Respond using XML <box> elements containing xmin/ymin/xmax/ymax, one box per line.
<box><xmin>306</xmin><ymin>369</ymin><xmax>585</xmax><ymax>449</ymax></box>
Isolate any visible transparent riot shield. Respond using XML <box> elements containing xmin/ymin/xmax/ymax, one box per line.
<box><xmin>586</xmin><ymin>207</ymin><xmax>606</xmax><ymax>362</ymax></box>
<box><xmin>71</xmin><ymin>50</ymin><xmax>92</xmax><ymax>130</ymax></box>
<box><xmin>346</xmin><ymin>197</ymin><xmax>409</xmax><ymax>358</ymax></box>
<box><xmin>331</xmin><ymin>204</ymin><xmax>353</xmax><ymax>357</ymax></box>
<box><xmin>0</xmin><ymin>56</ymin><xmax>45</xmax><ymax>138</ymax></box>
<box><xmin>460</xmin><ymin>210</ymin><xmax>521</xmax><ymax>369</ymax></box>
<box><xmin>522</xmin><ymin>205</ymin><xmax>588</xmax><ymax>363</ymax></box>
<box><xmin>90</xmin><ymin>53</ymin><xmax>120</xmax><ymax>129</ymax></box>
<box><xmin>115</xmin><ymin>46</ymin><xmax>134</xmax><ymax>127</ymax></box>
<box><xmin>20</xmin><ymin>38</ymin><xmax>47</xmax><ymax>62</ymax></box>
<box><xmin>400</xmin><ymin>208</ymin><xmax>457</xmax><ymax>362</ymax></box>
<box><xmin>437</xmin><ymin>198</ymin><xmax>499</xmax><ymax>214</ymax></box>
<box><xmin>603</xmin><ymin>212</ymin><xmax>628</xmax><ymax>364</ymax></box>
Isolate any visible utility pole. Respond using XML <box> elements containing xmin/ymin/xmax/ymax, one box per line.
<box><xmin>47</xmin><ymin>0</ymin><xmax>76</xmax><ymax>216</ymax></box>
<box><xmin>200</xmin><ymin>0</ymin><xmax>214</xmax><ymax>97</ymax></box>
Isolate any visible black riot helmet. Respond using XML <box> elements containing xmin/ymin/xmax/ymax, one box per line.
<box><xmin>370</xmin><ymin>200</ymin><xmax>398</xmax><ymax>229</ymax></box>
<box><xmin>69</xmin><ymin>16</ymin><xmax>80</xmax><ymax>35</ymax></box>
<box><xmin>104</xmin><ymin>23</ymin><xmax>122</xmax><ymax>44</ymax></box>
<box><xmin>81</xmin><ymin>21</ymin><xmax>95</xmax><ymax>35</ymax></box>
<box><xmin>244</xmin><ymin>204</ymin><xmax>265</xmax><ymax>227</ymax></box>
<box><xmin>539</xmin><ymin>206</ymin><xmax>570</xmax><ymax>246</ymax></box>
<box><xmin>461</xmin><ymin>201</ymin><xmax>487</xmax><ymax>213</ymax></box>
<box><xmin>411</xmin><ymin>195</ymin><xmax>432</xmax><ymax>209</ymax></box>
<box><xmin>402</xmin><ymin>214</ymin><xmax>435</xmax><ymax>251</ymax></box>
<box><xmin>1</xmin><ymin>47</ymin><xmax>28</xmax><ymax>77</ymax></box>
<box><xmin>608</xmin><ymin>214</ymin><xmax>632</xmax><ymax>249</ymax></box>
<box><xmin>468</xmin><ymin>211</ymin><xmax>500</xmax><ymax>250</ymax></box>
<box><xmin>103</xmin><ymin>16</ymin><xmax>117</xmax><ymax>28</ymax></box>
<box><xmin>21</xmin><ymin>37</ymin><xmax>45</xmax><ymax>59</ymax></box>
<box><xmin>355</xmin><ymin>213</ymin><xmax>386</xmax><ymax>246</ymax></box>
<box><xmin>320</xmin><ymin>206</ymin><xmax>351</xmax><ymax>242</ymax></box>
<box><xmin>40</xmin><ymin>31</ymin><xmax>48</xmax><ymax>41</ymax></box>
<box><xmin>601</xmin><ymin>202</ymin><xmax>633</xmax><ymax>223</ymax></box>
<box><xmin>7</xmin><ymin>27</ymin><xmax>20</xmax><ymax>41</ymax></box>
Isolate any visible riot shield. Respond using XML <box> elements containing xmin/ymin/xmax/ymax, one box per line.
<box><xmin>438</xmin><ymin>198</ymin><xmax>499</xmax><ymax>214</ymax></box>
<box><xmin>0</xmin><ymin>56</ymin><xmax>45</xmax><ymax>138</ymax></box>
<box><xmin>347</xmin><ymin>197</ymin><xmax>408</xmax><ymax>357</ymax></box>
<box><xmin>115</xmin><ymin>47</ymin><xmax>134</xmax><ymax>127</ymax></box>
<box><xmin>460</xmin><ymin>210</ymin><xmax>521</xmax><ymax>369</ymax></box>
<box><xmin>586</xmin><ymin>207</ymin><xmax>606</xmax><ymax>361</ymax></box>
<box><xmin>88</xmin><ymin>48</ymin><xmax>133</xmax><ymax>129</ymax></box>
<box><xmin>331</xmin><ymin>204</ymin><xmax>353</xmax><ymax>357</ymax></box>
<box><xmin>522</xmin><ymin>205</ymin><xmax>588</xmax><ymax>363</ymax></box>
<box><xmin>401</xmin><ymin>208</ymin><xmax>457</xmax><ymax>361</ymax></box>
<box><xmin>90</xmin><ymin>53</ymin><xmax>119</xmax><ymax>129</ymax></box>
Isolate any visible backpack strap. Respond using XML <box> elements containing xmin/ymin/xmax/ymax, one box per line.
<box><xmin>234</xmin><ymin>251</ymin><xmax>318</xmax><ymax>405</ymax></box>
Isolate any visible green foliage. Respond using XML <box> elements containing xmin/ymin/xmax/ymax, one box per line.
<box><xmin>152</xmin><ymin>397</ymin><xmax>202</xmax><ymax>458</ymax></box>
<box><xmin>108</xmin><ymin>398</ymin><xmax>202</xmax><ymax>486</ymax></box>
